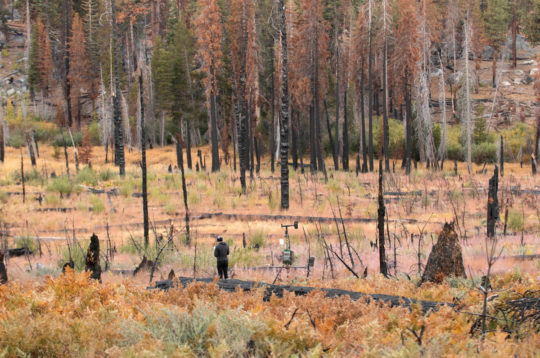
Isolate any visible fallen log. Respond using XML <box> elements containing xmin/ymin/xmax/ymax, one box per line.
<box><xmin>149</xmin><ymin>277</ymin><xmax>451</xmax><ymax>314</ymax></box>
<box><xmin>7</xmin><ymin>247</ymin><xmax>34</xmax><ymax>257</ymax></box>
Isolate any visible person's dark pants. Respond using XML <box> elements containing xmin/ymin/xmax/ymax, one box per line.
<box><xmin>217</xmin><ymin>260</ymin><xmax>228</xmax><ymax>279</ymax></box>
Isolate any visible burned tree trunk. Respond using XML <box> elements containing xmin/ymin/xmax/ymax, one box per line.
<box><xmin>499</xmin><ymin>135</ymin><xmax>504</xmax><ymax>177</ymax></box>
<box><xmin>111</xmin><ymin>0</ymin><xmax>125</xmax><ymax>176</ymax></box>
<box><xmin>186</xmin><ymin>120</ymin><xmax>192</xmax><ymax>170</ymax></box>
<box><xmin>26</xmin><ymin>133</ymin><xmax>36</xmax><ymax>167</ymax></box>
<box><xmin>342</xmin><ymin>91</ymin><xmax>349</xmax><ymax>170</ymax></box>
<box><xmin>176</xmin><ymin>136</ymin><xmax>191</xmax><ymax>245</ymax></box>
<box><xmin>377</xmin><ymin>160</ymin><xmax>387</xmax><ymax>276</ymax></box>
<box><xmin>487</xmin><ymin>166</ymin><xmax>499</xmax><ymax>238</ymax></box>
<box><xmin>139</xmin><ymin>75</ymin><xmax>149</xmax><ymax>249</ymax></box>
<box><xmin>279</xmin><ymin>0</ymin><xmax>290</xmax><ymax>209</ymax></box>
<box><xmin>62</xmin><ymin>132</ymin><xmax>70</xmax><ymax>176</ymax></box>
<box><xmin>85</xmin><ymin>233</ymin><xmax>101</xmax><ymax>281</ymax></box>
<box><xmin>0</xmin><ymin>252</ymin><xmax>7</xmax><ymax>284</ymax></box>
<box><xmin>20</xmin><ymin>152</ymin><xmax>25</xmax><ymax>203</ymax></box>
<box><xmin>533</xmin><ymin>155</ymin><xmax>538</xmax><ymax>175</ymax></box>
<box><xmin>0</xmin><ymin>116</ymin><xmax>4</xmax><ymax>162</ymax></box>
<box><xmin>325</xmin><ymin>100</ymin><xmax>338</xmax><ymax>170</ymax></box>
<box><xmin>420</xmin><ymin>222</ymin><xmax>466</xmax><ymax>284</ymax></box>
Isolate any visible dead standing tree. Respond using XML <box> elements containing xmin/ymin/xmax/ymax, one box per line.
<box><xmin>139</xmin><ymin>74</ymin><xmax>150</xmax><ymax>249</ymax></box>
<box><xmin>378</xmin><ymin>159</ymin><xmax>388</xmax><ymax>276</ymax></box>
<box><xmin>278</xmin><ymin>0</ymin><xmax>290</xmax><ymax>209</ymax></box>
<box><xmin>172</xmin><ymin>134</ymin><xmax>191</xmax><ymax>246</ymax></box>
<box><xmin>487</xmin><ymin>166</ymin><xmax>499</xmax><ymax>238</ymax></box>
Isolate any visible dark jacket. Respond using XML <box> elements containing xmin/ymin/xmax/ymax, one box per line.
<box><xmin>214</xmin><ymin>242</ymin><xmax>229</xmax><ymax>262</ymax></box>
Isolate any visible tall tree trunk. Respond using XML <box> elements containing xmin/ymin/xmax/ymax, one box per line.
<box><xmin>334</xmin><ymin>47</ymin><xmax>340</xmax><ymax>171</ymax></box>
<box><xmin>270</xmin><ymin>45</ymin><xmax>275</xmax><ymax>173</ymax></box>
<box><xmin>279</xmin><ymin>0</ymin><xmax>290</xmax><ymax>209</ymax></box>
<box><xmin>377</xmin><ymin>159</ymin><xmax>387</xmax><ymax>276</ymax></box>
<box><xmin>535</xmin><ymin>113</ymin><xmax>540</xmax><ymax>160</ymax></box>
<box><xmin>404</xmin><ymin>76</ymin><xmax>412</xmax><ymax>174</ymax></box>
<box><xmin>342</xmin><ymin>90</ymin><xmax>349</xmax><ymax>170</ymax></box>
<box><xmin>210</xmin><ymin>71</ymin><xmax>220</xmax><ymax>172</ymax></box>
<box><xmin>360</xmin><ymin>60</ymin><xmax>368</xmax><ymax>172</ymax></box>
<box><xmin>314</xmin><ymin>31</ymin><xmax>326</xmax><ymax>179</ymax></box>
<box><xmin>186</xmin><ymin>120</ymin><xmax>192</xmax><ymax>170</ymax></box>
<box><xmin>64</xmin><ymin>0</ymin><xmax>73</xmax><ymax>127</ymax></box>
<box><xmin>292</xmin><ymin>110</ymin><xmax>298</xmax><ymax>170</ymax></box>
<box><xmin>492</xmin><ymin>52</ymin><xmax>497</xmax><ymax>88</ymax></box>
<box><xmin>499</xmin><ymin>135</ymin><xmax>504</xmax><ymax>177</ymax></box>
<box><xmin>368</xmin><ymin>0</ymin><xmax>374</xmax><ymax>171</ymax></box>
<box><xmin>139</xmin><ymin>75</ymin><xmax>149</xmax><ymax>248</ymax></box>
<box><xmin>0</xmin><ymin>115</ymin><xmax>4</xmax><ymax>162</ymax></box>
<box><xmin>309</xmin><ymin>105</ymin><xmax>316</xmax><ymax>172</ymax></box>
<box><xmin>176</xmin><ymin>137</ymin><xmax>190</xmax><ymax>245</ymax></box>
<box><xmin>111</xmin><ymin>0</ymin><xmax>125</xmax><ymax>176</ymax></box>
<box><xmin>325</xmin><ymin>100</ymin><xmax>337</xmax><ymax>169</ymax></box>
<box><xmin>465</xmin><ymin>17</ymin><xmax>472</xmax><ymax>173</ymax></box>
<box><xmin>238</xmin><ymin>19</ymin><xmax>249</xmax><ymax>192</ymax></box>
<box><xmin>382</xmin><ymin>0</ymin><xmax>389</xmax><ymax>172</ymax></box>
<box><xmin>487</xmin><ymin>166</ymin><xmax>499</xmax><ymax>238</ymax></box>
<box><xmin>512</xmin><ymin>0</ymin><xmax>517</xmax><ymax>68</ymax></box>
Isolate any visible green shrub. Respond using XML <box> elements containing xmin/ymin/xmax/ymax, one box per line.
<box><xmin>249</xmin><ymin>230</ymin><xmax>266</xmax><ymax>248</ymax></box>
<box><xmin>58</xmin><ymin>240</ymin><xmax>89</xmax><ymax>271</ymax></box>
<box><xmin>99</xmin><ymin>168</ymin><xmax>115</xmax><ymax>182</ymax></box>
<box><xmin>47</xmin><ymin>176</ymin><xmax>75</xmax><ymax>196</ymax></box>
<box><xmin>76</xmin><ymin>167</ymin><xmax>98</xmax><ymax>186</ymax></box>
<box><xmin>508</xmin><ymin>208</ymin><xmax>524</xmax><ymax>232</ymax></box>
<box><xmin>472</xmin><ymin>142</ymin><xmax>497</xmax><ymax>164</ymax></box>
<box><xmin>0</xmin><ymin>191</ymin><xmax>8</xmax><ymax>203</ymax></box>
<box><xmin>89</xmin><ymin>195</ymin><xmax>105</xmax><ymax>213</ymax></box>
<box><xmin>120</xmin><ymin>181</ymin><xmax>134</xmax><ymax>197</ymax></box>
<box><xmin>6</xmin><ymin>133</ymin><xmax>25</xmax><ymax>148</ymax></box>
<box><xmin>11</xmin><ymin>168</ymin><xmax>44</xmax><ymax>186</ymax></box>
<box><xmin>15</xmin><ymin>236</ymin><xmax>38</xmax><ymax>252</ymax></box>
<box><xmin>51</xmin><ymin>131</ymin><xmax>83</xmax><ymax>147</ymax></box>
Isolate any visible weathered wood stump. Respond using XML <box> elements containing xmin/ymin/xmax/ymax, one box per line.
<box><xmin>420</xmin><ymin>222</ymin><xmax>466</xmax><ymax>284</ymax></box>
<box><xmin>0</xmin><ymin>253</ymin><xmax>7</xmax><ymax>284</ymax></box>
<box><xmin>85</xmin><ymin>233</ymin><xmax>101</xmax><ymax>281</ymax></box>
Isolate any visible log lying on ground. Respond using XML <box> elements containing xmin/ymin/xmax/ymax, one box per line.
<box><xmin>7</xmin><ymin>247</ymin><xmax>34</xmax><ymax>257</ymax></box>
<box><xmin>149</xmin><ymin>276</ymin><xmax>451</xmax><ymax>314</ymax></box>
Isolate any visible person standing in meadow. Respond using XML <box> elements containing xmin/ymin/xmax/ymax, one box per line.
<box><xmin>214</xmin><ymin>236</ymin><xmax>229</xmax><ymax>279</ymax></box>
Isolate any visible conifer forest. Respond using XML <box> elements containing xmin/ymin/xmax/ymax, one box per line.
<box><xmin>0</xmin><ymin>0</ymin><xmax>540</xmax><ymax>355</ymax></box>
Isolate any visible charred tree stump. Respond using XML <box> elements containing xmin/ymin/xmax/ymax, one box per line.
<box><xmin>420</xmin><ymin>222</ymin><xmax>466</xmax><ymax>284</ymax></box>
<box><xmin>533</xmin><ymin>155</ymin><xmax>537</xmax><ymax>175</ymax></box>
<box><xmin>377</xmin><ymin>160</ymin><xmax>388</xmax><ymax>277</ymax></box>
<box><xmin>85</xmin><ymin>233</ymin><xmax>101</xmax><ymax>281</ymax></box>
<box><xmin>487</xmin><ymin>166</ymin><xmax>499</xmax><ymax>238</ymax></box>
<box><xmin>0</xmin><ymin>252</ymin><xmax>7</xmax><ymax>284</ymax></box>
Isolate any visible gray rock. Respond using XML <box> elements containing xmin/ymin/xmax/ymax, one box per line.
<box><xmin>6</xmin><ymin>88</ymin><xmax>15</xmax><ymax>96</ymax></box>
<box><xmin>522</xmin><ymin>75</ymin><xmax>535</xmax><ymax>85</ymax></box>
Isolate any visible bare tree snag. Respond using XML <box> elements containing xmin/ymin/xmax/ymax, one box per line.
<box><xmin>487</xmin><ymin>166</ymin><xmax>499</xmax><ymax>238</ymax></box>
<box><xmin>62</xmin><ymin>132</ymin><xmax>70</xmax><ymax>176</ymax></box>
<box><xmin>378</xmin><ymin>159</ymin><xmax>387</xmax><ymax>276</ymax></box>
<box><xmin>176</xmin><ymin>136</ymin><xmax>191</xmax><ymax>245</ymax></box>
<box><xmin>499</xmin><ymin>135</ymin><xmax>504</xmax><ymax>177</ymax></box>
<box><xmin>20</xmin><ymin>151</ymin><xmax>25</xmax><ymax>203</ymax></box>
<box><xmin>110</xmin><ymin>0</ymin><xmax>125</xmax><ymax>176</ymax></box>
<box><xmin>85</xmin><ymin>233</ymin><xmax>101</xmax><ymax>281</ymax></box>
<box><xmin>420</xmin><ymin>222</ymin><xmax>465</xmax><ymax>284</ymax></box>
<box><xmin>279</xmin><ymin>0</ymin><xmax>290</xmax><ymax>209</ymax></box>
<box><xmin>139</xmin><ymin>74</ymin><xmax>149</xmax><ymax>249</ymax></box>
<box><xmin>533</xmin><ymin>155</ymin><xmax>538</xmax><ymax>175</ymax></box>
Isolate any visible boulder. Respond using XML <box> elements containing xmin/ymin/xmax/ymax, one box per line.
<box><xmin>522</xmin><ymin>75</ymin><xmax>535</xmax><ymax>85</ymax></box>
<box><xmin>420</xmin><ymin>222</ymin><xmax>466</xmax><ymax>284</ymax></box>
